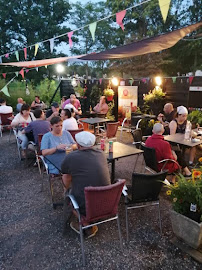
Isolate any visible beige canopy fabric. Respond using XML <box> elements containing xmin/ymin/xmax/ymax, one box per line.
<box><xmin>0</xmin><ymin>55</ymin><xmax>86</xmax><ymax>68</ymax></box>
<box><xmin>0</xmin><ymin>22</ymin><xmax>201</xmax><ymax>67</ymax></box>
<box><xmin>79</xmin><ymin>22</ymin><xmax>202</xmax><ymax>60</ymax></box>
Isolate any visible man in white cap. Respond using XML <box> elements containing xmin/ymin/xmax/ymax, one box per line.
<box><xmin>61</xmin><ymin>131</ymin><xmax>110</xmax><ymax>237</ymax></box>
<box><xmin>169</xmin><ymin>105</ymin><xmax>195</xmax><ymax>168</ymax></box>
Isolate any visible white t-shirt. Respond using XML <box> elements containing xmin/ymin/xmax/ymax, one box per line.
<box><xmin>64</xmin><ymin>103</ymin><xmax>78</xmax><ymax>114</ymax></box>
<box><xmin>11</xmin><ymin>112</ymin><xmax>36</xmax><ymax>127</ymax></box>
<box><xmin>62</xmin><ymin>117</ymin><xmax>78</xmax><ymax>131</ymax></box>
<box><xmin>0</xmin><ymin>105</ymin><xmax>13</xmax><ymax>114</ymax></box>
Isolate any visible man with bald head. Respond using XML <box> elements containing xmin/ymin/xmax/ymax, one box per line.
<box><xmin>145</xmin><ymin>123</ymin><xmax>179</xmax><ymax>183</ymax></box>
<box><xmin>157</xmin><ymin>103</ymin><xmax>175</xmax><ymax>125</ymax></box>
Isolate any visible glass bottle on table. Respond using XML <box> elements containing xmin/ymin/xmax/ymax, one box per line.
<box><xmin>184</xmin><ymin>121</ymin><xmax>192</xmax><ymax>141</ymax></box>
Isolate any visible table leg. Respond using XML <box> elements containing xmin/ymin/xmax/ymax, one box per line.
<box><xmin>111</xmin><ymin>160</ymin><xmax>115</xmax><ymax>184</ymax></box>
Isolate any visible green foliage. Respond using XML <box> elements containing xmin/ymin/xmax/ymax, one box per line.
<box><xmin>0</xmin><ymin>78</ymin><xmax>59</xmax><ymax>110</ymax></box>
<box><xmin>90</xmin><ymin>85</ymin><xmax>102</xmax><ymax>108</ymax></box>
<box><xmin>143</xmin><ymin>87</ymin><xmax>165</xmax><ymax>103</ymax></box>
<box><xmin>74</xmin><ymin>85</ymin><xmax>86</xmax><ymax>98</ymax></box>
<box><xmin>167</xmin><ymin>170</ymin><xmax>202</xmax><ymax>222</ymax></box>
<box><xmin>106</xmin><ymin>100</ymin><xmax>115</xmax><ymax>121</ymax></box>
<box><xmin>187</xmin><ymin>110</ymin><xmax>202</xmax><ymax>126</ymax></box>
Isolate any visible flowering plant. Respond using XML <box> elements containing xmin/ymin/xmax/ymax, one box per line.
<box><xmin>74</xmin><ymin>86</ymin><xmax>86</xmax><ymax>98</ymax></box>
<box><xmin>166</xmin><ymin>159</ymin><xmax>202</xmax><ymax>222</ymax></box>
<box><xmin>143</xmin><ymin>87</ymin><xmax>165</xmax><ymax>103</ymax></box>
<box><xmin>104</xmin><ymin>88</ymin><xmax>114</xmax><ymax>97</ymax></box>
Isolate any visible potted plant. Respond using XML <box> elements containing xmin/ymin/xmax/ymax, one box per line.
<box><xmin>166</xmin><ymin>160</ymin><xmax>202</xmax><ymax>249</ymax></box>
<box><xmin>187</xmin><ymin>110</ymin><xmax>202</xmax><ymax>128</ymax></box>
<box><xmin>104</xmin><ymin>88</ymin><xmax>114</xmax><ymax>101</ymax></box>
<box><xmin>143</xmin><ymin>87</ymin><xmax>165</xmax><ymax>115</ymax></box>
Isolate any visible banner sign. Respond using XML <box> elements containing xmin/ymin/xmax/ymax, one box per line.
<box><xmin>189</xmin><ymin>86</ymin><xmax>202</xmax><ymax>92</ymax></box>
<box><xmin>118</xmin><ymin>86</ymin><xmax>138</xmax><ymax>122</ymax></box>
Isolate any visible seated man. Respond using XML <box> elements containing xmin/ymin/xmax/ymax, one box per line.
<box><xmin>145</xmin><ymin>123</ymin><xmax>191</xmax><ymax>180</ymax></box>
<box><xmin>31</xmin><ymin>96</ymin><xmax>45</xmax><ymax>110</ymax></box>
<box><xmin>16</xmin><ymin>98</ymin><xmax>24</xmax><ymax>112</ymax></box>
<box><xmin>46</xmin><ymin>102</ymin><xmax>60</xmax><ymax>121</ymax></box>
<box><xmin>145</xmin><ymin>123</ymin><xmax>180</xmax><ymax>183</ymax></box>
<box><xmin>93</xmin><ymin>96</ymin><xmax>108</xmax><ymax>115</ymax></box>
<box><xmin>62</xmin><ymin>94</ymin><xmax>82</xmax><ymax>113</ymax></box>
<box><xmin>41</xmin><ymin>116</ymin><xmax>77</xmax><ymax>175</ymax></box>
<box><xmin>157</xmin><ymin>103</ymin><xmax>176</xmax><ymax>126</ymax></box>
<box><xmin>22</xmin><ymin>109</ymin><xmax>51</xmax><ymax>145</ymax></box>
<box><xmin>0</xmin><ymin>98</ymin><xmax>13</xmax><ymax>114</ymax></box>
<box><xmin>61</xmin><ymin>131</ymin><xmax>110</xmax><ymax>237</ymax></box>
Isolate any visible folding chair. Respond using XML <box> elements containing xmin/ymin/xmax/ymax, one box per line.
<box><xmin>124</xmin><ymin>171</ymin><xmax>167</xmax><ymax>242</ymax></box>
<box><xmin>13</xmin><ymin>128</ymin><xmax>22</xmax><ymax>160</ymax></box>
<box><xmin>0</xmin><ymin>113</ymin><xmax>13</xmax><ymax>141</ymax></box>
<box><xmin>68</xmin><ymin>128</ymin><xmax>84</xmax><ymax>140</ymax></box>
<box><xmin>68</xmin><ymin>179</ymin><xmax>125</xmax><ymax>266</ymax></box>
<box><xmin>141</xmin><ymin>143</ymin><xmax>180</xmax><ymax>174</ymax></box>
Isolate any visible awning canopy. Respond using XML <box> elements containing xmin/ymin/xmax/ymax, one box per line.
<box><xmin>80</xmin><ymin>22</ymin><xmax>202</xmax><ymax>60</ymax></box>
<box><xmin>0</xmin><ymin>22</ymin><xmax>201</xmax><ymax>68</ymax></box>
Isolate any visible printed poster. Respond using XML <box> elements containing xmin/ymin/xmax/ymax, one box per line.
<box><xmin>118</xmin><ymin>86</ymin><xmax>138</xmax><ymax>122</ymax></box>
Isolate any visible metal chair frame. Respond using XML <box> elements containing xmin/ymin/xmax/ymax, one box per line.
<box><xmin>68</xmin><ymin>180</ymin><xmax>125</xmax><ymax>266</ymax></box>
<box><xmin>123</xmin><ymin>171</ymin><xmax>167</xmax><ymax>242</ymax></box>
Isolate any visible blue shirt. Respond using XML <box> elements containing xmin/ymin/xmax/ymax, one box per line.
<box><xmin>40</xmin><ymin>131</ymin><xmax>75</xmax><ymax>174</ymax></box>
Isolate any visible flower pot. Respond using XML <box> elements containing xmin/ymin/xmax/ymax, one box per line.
<box><xmin>170</xmin><ymin>210</ymin><xmax>202</xmax><ymax>249</ymax></box>
<box><xmin>107</xmin><ymin>96</ymin><xmax>113</xmax><ymax>102</ymax></box>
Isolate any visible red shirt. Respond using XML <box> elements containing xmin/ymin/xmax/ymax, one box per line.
<box><xmin>145</xmin><ymin>134</ymin><xmax>179</xmax><ymax>173</ymax></box>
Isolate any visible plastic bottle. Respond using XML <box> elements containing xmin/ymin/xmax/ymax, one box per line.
<box><xmin>184</xmin><ymin>121</ymin><xmax>192</xmax><ymax>140</ymax></box>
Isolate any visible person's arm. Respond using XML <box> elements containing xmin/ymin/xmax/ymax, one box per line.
<box><xmin>93</xmin><ymin>104</ymin><xmax>99</xmax><ymax>113</ymax></box>
<box><xmin>11</xmin><ymin>114</ymin><xmax>20</xmax><ymax>127</ymax></box>
<box><xmin>31</xmin><ymin>101</ymin><xmax>36</xmax><ymax>108</ymax></box>
<box><xmin>62</xmin><ymin>174</ymin><xmax>72</xmax><ymax>190</ymax></box>
<box><xmin>46</xmin><ymin>111</ymin><xmax>59</xmax><ymax>122</ymax></box>
<box><xmin>169</xmin><ymin>120</ymin><xmax>177</xmax><ymax>135</ymax></box>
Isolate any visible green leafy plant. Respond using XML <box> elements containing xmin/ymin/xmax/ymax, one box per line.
<box><xmin>187</xmin><ymin>110</ymin><xmax>202</xmax><ymax>126</ymax></box>
<box><xmin>74</xmin><ymin>85</ymin><xmax>86</xmax><ymax>98</ymax></box>
<box><xmin>143</xmin><ymin>87</ymin><xmax>165</xmax><ymax>103</ymax></box>
<box><xmin>104</xmin><ymin>88</ymin><xmax>114</xmax><ymax>97</ymax></box>
<box><xmin>166</xmin><ymin>162</ymin><xmax>202</xmax><ymax>222</ymax></box>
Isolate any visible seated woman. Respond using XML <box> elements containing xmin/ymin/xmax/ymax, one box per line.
<box><xmin>11</xmin><ymin>104</ymin><xmax>36</xmax><ymax>157</ymax></box>
<box><xmin>169</xmin><ymin>105</ymin><xmax>194</xmax><ymax>174</ymax></box>
<box><xmin>61</xmin><ymin>109</ymin><xmax>78</xmax><ymax>131</ymax></box>
<box><xmin>40</xmin><ymin>116</ymin><xmax>77</xmax><ymax>176</ymax></box>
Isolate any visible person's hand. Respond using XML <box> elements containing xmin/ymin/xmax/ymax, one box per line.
<box><xmin>172</xmin><ymin>150</ymin><xmax>177</xmax><ymax>160</ymax></box>
<box><xmin>157</xmin><ymin>113</ymin><xmax>164</xmax><ymax>122</ymax></box>
<box><xmin>52</xmin><ymin>111</ymin><xmax>59</xmax><ymax>116</ymax></box>
<box><xmin>56</xmin><ymin>144</ymin><xmax>67</xmax><ymax>150</ymax></box>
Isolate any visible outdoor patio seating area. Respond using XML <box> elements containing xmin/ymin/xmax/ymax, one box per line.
<box><xmin>1</xmin><ymin>130</ymin><xmax>201</xmax><ymax>269</ymax></box>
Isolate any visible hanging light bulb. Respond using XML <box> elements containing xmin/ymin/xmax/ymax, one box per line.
<box><xmin>111</xmin><ymin>77</ymin><xmax>119</xmax><ymax>86</ymax></box>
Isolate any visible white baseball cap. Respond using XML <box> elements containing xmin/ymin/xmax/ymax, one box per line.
<box><xmin>177</xmin><ymin>106</ymin><xmax>188</xmax><ymax>115</ymax></box>
<box><xmin>75</xmin><ymin>131</ymin><xmax>96</xmax><ymax>147</ymax></box>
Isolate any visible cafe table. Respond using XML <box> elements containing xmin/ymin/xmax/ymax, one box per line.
<box><xmin>80</xmin><ymin>117</ymin><xmax>111</xmax><ymax>134</ymax></box>
<box><xmin>164</xmin><ymin>133</ymin><xmax>202</xmax><ymax>148</ymax></box>
<box><xmin>44</xmin><ymin>142</ymin><xmax>143</xmax><ymax>183</ymax></box>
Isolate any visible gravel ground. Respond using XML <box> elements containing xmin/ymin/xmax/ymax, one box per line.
<box><xmin>0</xmin><ymin>131</ymin><xmax>201</xmax><ymax>270</ymax></box>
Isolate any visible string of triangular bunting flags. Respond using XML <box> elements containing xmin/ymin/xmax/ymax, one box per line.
<box><xmin>0</xmin><ymin>0</ymin><xmax>171</xmax><ymax>63</ymax></box>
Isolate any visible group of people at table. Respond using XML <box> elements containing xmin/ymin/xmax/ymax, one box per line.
<box><xmin>1</xmin><ymin>95</ymin><xmax>201</xmax><ymax>237</ymax></box>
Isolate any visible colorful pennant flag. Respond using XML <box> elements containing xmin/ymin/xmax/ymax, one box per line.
<box><xmin>19</xmin><ymin>68</ymin><xmax>24</xmax><ymax>79</ymax></box>
<box><xmin>0</xmin><ymin>56</ymin><xmax>2</xmax><ymax>63</ymax></box>
<box><xmin>35</xmin><ymin>67</ymin><xmax>39</xmax><ymax>72</ymax></box>
<box><xmin>99</xmin><ymin>78</ymin><xmax>102</xmax><ymax>85</ymax></box>
<box><xmin>24</xmin><ymin>48</ymin><xmax>27</xmax><ymax>60</ymax></box>
<box><xmin>1</xmin><ymin>85</ymin><xmax>10</xmax><ymax>97</ymax></box>
<box><xmin>45</xmin><ymin>65</ymin><xmax>47</xmax><ymax>68</ymax></box>
<box><xmin>25</xmin><ymin>69</ymin><xmax>29</xmax><ymax>73</ymax></box>
<box><xmin>2</xmin><ymin>73</ymin><xmax>6</xmax><ymax>79</ymax></box>
<box><xmin>15</xmin><ymin>72</ymin><xmax>19</xmax><ymax>77</ymax></box>
<box><xmin>189</xmin><ymin>76</ymin><xmax>194</xmax><ymax>84</ymax></box>
<box><xmin>49</xmin><ymin>38</ymin><xmax>54</xmax><ymax>53</ymax></box>
<box><xmin>34</xmin><ymin>43</ymin><xmax>39</xmax><ymax>56</ymax></box>
<box><xmin>15</xmin><ymin>51</ymin><xmax>19</xmax><ymax>61</ymax></box>
<box><xmin>116</xmin><ymin>10</ymin><xmax>126</xmax><ymax>31</ymax></box>
<box><xmin>159</xmin><ymin>0</ymin><xmax>171</xmax><ymax>23</ymax></box>
<box><xmin>129</xmin><ymin>79</ymin><xmax>134</xmax><ymax>86</ymax></box>
<box><xmin>68</xmin><ymin>31</ymin><xmax>74</xmax><ymax>48</ymax></box>
<box><xmin>172</xmin><ymin>77</ymin><xmax>176</xmax><ymax>83</ymax></box>
<box><xmin>89</xmin><ymin>22</ymin><xmax>97</xmax><ymax>42</ymax></box>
